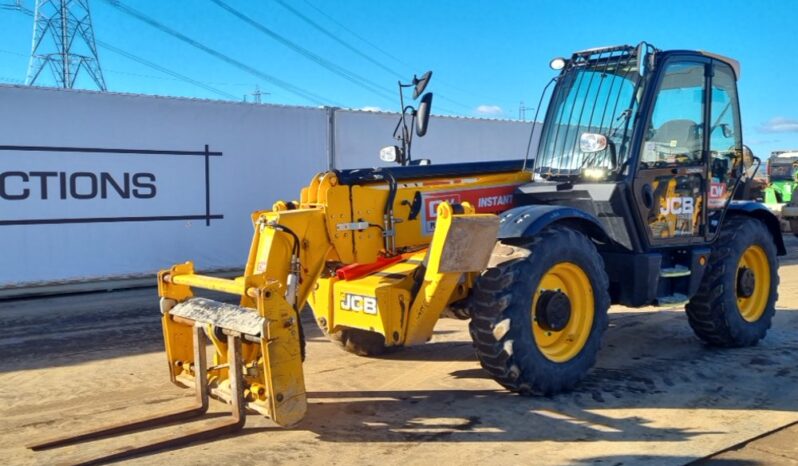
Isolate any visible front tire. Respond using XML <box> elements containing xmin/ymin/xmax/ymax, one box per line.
<box><xmin>469</xmin><ymin>227</ymin><xmax>610</xmax><ymax>395</ymax></box>
<box><xmin>686</xmin><ymin>216</ymin><xmax>779</xmax><ymax>347</ymax></box>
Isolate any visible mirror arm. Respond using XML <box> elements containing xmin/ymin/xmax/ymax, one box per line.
<box><xmin>751</xmin><ymin>155</ymin><xmax>762</xmax><ymax>180</ymax></box>
<box><xmin>401</xmin><ymin>120</ymin><xmax>411</xmax><ymax>166</ymax></box>
<box><xmin>397</xmin><ymin>82</ymin><xmax>411</xmax><ymax>166</ymax></box>
<box><xmin>407</xmin><ymin>109</ymin><xmax>419</xmax><ymax>164</ymax></box>
<box><xmin>609</xmin><ymin>140</ymin><xmax>618</xmax><ymax>169</ymax></box>
<box><xmin>391</xmin><ymin>114</ymin><xmax>404</xmax><ymax>140</ymax></box>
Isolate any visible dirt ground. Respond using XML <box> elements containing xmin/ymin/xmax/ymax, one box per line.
<box><xmin>2</xmin><ymin>237</ymin><xmax>798</xmax><ymax>466</ymax></box>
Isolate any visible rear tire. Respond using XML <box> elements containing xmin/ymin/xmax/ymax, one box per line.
<box><xmin>328</xmin><ymin>327</ymin><xmax>389</xmax><ymax>356</ymax></box>
<box><xmin>686</xmin><ymin>216</ymin><xmax>779</xmax><ymax>347</ymax></box>
<box><xmin>469</xmin><ymin>226</ymin><xmax>610</xmax><ymax>395</ymax></box>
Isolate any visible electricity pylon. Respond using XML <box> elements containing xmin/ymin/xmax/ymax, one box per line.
<box><xmin>27</xmin><ymin>0</ymin><xmax>107</xmax><ymax>90</ymax></box>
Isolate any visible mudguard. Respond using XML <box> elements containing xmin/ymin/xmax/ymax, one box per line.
<box><xmin>497</xmin><ymin>204</ymin><xmax>610</xmax><ymax>243</ymax></box>
<box><xmin>726</xmin><ymin>201</ymin><xmax>787</xmax><ymax>255</ymax></box>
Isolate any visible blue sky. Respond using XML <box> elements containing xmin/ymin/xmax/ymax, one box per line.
<box><xmin>1</xmin><ymin>0</ymin><xmax>797</xmax><ymax>157</ymax></box>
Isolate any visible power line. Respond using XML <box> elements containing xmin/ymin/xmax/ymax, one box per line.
<box><xmin>272</xmin><ymin>0</ymin><xmax>465</xmax><ymax>114</ymax></box>
<box><xmin>268</xmin><ymin>0</ymin><xmax>463</xmax><ymax>113</ymax></box>
<box><xmin>0</xmin><ymin>1</ymin><xmax>27</xmax><ymax>12</ymax></box>
<box><xmin>293</xmin><ymin>0</ymin><xmax>472</xmax><ymax>112</ymax></box>
<box><xmin>300</xmin><ymin>0</ymin><xmax>408</xmax><ymax>67</ymax></box>
<box><xmin>0</xmin><ymin>75</ymin><xmax>25</xmax><ymax>83</ymax></box>
<box><xmin>0</xmin><ymin>47</ymin><xmax>29</xmax><ymax>57</ymax></box>
<box><xmin>209</xmin><ymin>0</ymin><xmax>395</xmax><ymax>104</ymax></box>
<box><xmin>97</xmin><ymin>40</ymin><xmax>238</xmax><ymax>100</ymax></box>
<box><xmin>102</xmin><ymin>0</ymin><xmax>339</xmax><ymax>106</ymax></box>
<box><xmin>213</xmin><ymin>1</ymin><xmax>462</xmax><ymax>114</ymax></box>
<box><xmin>273</xmin><ymin>0</ymin><xmax>403</xmax><ymax>80</ymax></box>
<box><xmin>103</xmin><ymin>67</ymin><xmax>252</xmax><ymax>88</ymax></box>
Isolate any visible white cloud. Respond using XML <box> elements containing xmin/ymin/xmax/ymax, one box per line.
<box><xmin>360</xmin><ymin>106</ymin><xmax>382</xmax><ymax>112</ymax></box>
<box><xmin>475</xmin><ymin>104</ymin><xmax>503</xmax><ymax>116</ymax></box>
<box><xmin>758</xmin><ymin>117</ymin><xmax>798</xmax><ymax>133</ymax></box>
<box><xmin>746</xmin><ymin>138</ymin><xmax>780</xmax><ymax>145</ymax></box>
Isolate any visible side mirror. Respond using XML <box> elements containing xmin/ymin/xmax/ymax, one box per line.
<box><xmin>636</xmin><ymin>42</ymin><xmax>646</xmax><ymax>76</ymax></box>
<box><xmin>740</xmin><ymin>145</ymin><xmax>760</xmax><ymax>180</ymax></box>
<box><xmin>413</xmin><ymin>71</ymin><xmax>432</xmax><ymax>99</ymax></box>
<box><xmin>742</xmin><ymin>145</ymin><xmax>754</xmax><ymax>171</ymax></box>
<box><xmin>380</xmin><ymin>145</ymin><xmax>402</xmax><ymax>163</ymax></box>
<box><xmin>720</xmin><ymin>123</ymin><xmax>733</xmax><ymax>138</ymax></box>
<box><xmin>415</xmin><ymin>92</ymin><xmax>433</xmax><ymax>137</ymax></box>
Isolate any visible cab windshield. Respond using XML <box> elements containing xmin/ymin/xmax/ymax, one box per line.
<box><xmin>535</xmin><ymin>47</ymin><xmax>645</xmax><ymax>179</ymax></box>
<box><xmin>769</xmin><ymin>162</ymin><xmax>797</xmax><ymax>181</ymax></box>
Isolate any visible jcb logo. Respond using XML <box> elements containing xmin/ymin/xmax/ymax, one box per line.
<box><xmin>340</xmin><ymin>293</ymin><xmax>378</xmax><ymax>315</ymax></box>
<box><xmin>660</xmin><ymin>197</ymin><xmax>694</xmax><ymax>215</ymax></box>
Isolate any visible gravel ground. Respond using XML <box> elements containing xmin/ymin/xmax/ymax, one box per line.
<box><xmin>1</xmin><ymin>236</ymin><xmax>797</xmax><ymax>466</ymax></box>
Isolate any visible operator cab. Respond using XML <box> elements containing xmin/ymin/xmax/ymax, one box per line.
<box><xmin>520</xmin><ymin>43</ymin><xmax>750</xmax><ymax>253</ymax></box>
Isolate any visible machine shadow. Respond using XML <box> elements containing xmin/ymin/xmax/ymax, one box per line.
<box><xmin>575</xmin><ymin>456</ymin><xmax>758</xmax><ymax>465</ymax></box>
<box><xmin>261</xmin><ymin>308</ymin><xmax>798</xmax><ymax>445</ymax></box>
<box><xmin>240</xmin><ymin>388</ymin><xmax>717</xmax><ymax>444</ymax></box>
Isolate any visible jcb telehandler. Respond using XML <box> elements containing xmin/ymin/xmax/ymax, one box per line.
<box><xmin>32</xmin><ymin>43</ymin><xmax>784</xmax><ymax>464</ymax></box>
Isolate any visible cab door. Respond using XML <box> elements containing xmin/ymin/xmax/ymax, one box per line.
<box><xmin>706</xmin><ymin>61</ymin><xmax>744</xmax><ymax>236</ymax></box>
<box><xmin>633</xmin><ymin>57</ymin><xmax>710</xmax><ymax>246</ymax></box>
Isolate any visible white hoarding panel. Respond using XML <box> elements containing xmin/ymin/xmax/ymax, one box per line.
<box><xmin>0</xmin><ymin>85</ymin><xmax>327</xmax><ymax>288</ymax></box>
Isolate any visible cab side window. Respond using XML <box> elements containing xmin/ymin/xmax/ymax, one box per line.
<box><xmin>641</xmin><ymin>61</ymin><xmax>706</xmax><ymax>167</ymax></box>
<box><xmin>708</xmin><ymin>63</ymin><xmax>742</xmax><ymax>233</ymax></box>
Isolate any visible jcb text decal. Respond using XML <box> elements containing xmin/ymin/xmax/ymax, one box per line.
<box><xmin>660</xmin><ymin>197</ymin><xmax>694</xmax><ymax>215</ymax></box>
<box><xmin>340</xmin><ymin>293</ymin><xmax>378</xmax><ymax>315</ymax></box>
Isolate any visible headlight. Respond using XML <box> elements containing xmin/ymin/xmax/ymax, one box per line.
<box><xmin>550</xmin><ymin>57</ymin><xmax>567</xmax><ymax>70</ymax></box>
<box><xmin>379</xmin><ymin>145</ymin><xmax>400</xmax><ymax>163</ymax></box>
<box><xmin>582</xmin><ymin>167</ymin><xmax>608</xmax><ymax>179</ymax></box>
<box><xmin>579</xmin><ymin>132</ymin><xmax>608</xmax><ymax>153</ymax></box>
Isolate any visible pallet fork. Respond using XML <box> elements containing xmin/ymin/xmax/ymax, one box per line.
<box><xmin>28</xmin><ymin>324</ymin><xmax>247</xmax><ymax>465</ymax></box>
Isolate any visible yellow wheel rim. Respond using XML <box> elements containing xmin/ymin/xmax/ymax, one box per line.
<box><xmin>736</xmin><ymin>245</ymin><xmax>770</xmax><ymax>322</ymax></box>
<box><xmin>531</xmin><ymin>262</ymin><xmax>594</xmax><ymax>363</ymax></box>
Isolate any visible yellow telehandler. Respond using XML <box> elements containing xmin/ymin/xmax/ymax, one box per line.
<box><xmin>31</xmin><ymin>43</ymin><xmax>784</xmax><ymax>464</ymax></box>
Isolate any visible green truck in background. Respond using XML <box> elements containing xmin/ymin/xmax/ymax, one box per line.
<box><xmin>764</xmin><ymin>150</ymin><xmax>798</xmax><ymax>205</ymax></box>
<box><xmin>770</xmin><ymin>151</ymin><xmax>798</xmax><ymax>237</ymax></box>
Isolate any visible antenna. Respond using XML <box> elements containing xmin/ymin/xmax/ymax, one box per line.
<box><xmin>27</xmin><ymin>0</ymin><xmax>107</xmax><ymax>90</ymax></box>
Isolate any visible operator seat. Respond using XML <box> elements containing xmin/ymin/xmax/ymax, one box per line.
<box><xmin>650</xmin><ymin>119</ymin><xmax>701</xmax><ymax>162</ymax></box>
